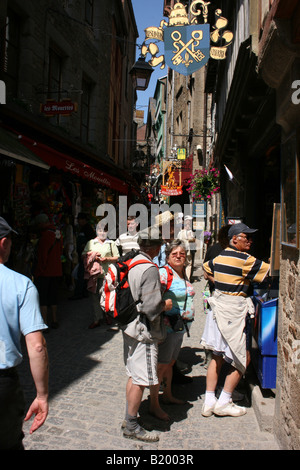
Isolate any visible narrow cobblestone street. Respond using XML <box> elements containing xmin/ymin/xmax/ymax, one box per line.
<box><xmin>18</xmin><ymin>276</ymin><xmax>280</xmax><ymax>452</ymax></box>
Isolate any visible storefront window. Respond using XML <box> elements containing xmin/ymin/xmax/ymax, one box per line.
<box><xmin>281</xmin><ymin>133</ymin><xmax>299</xmax><ymax>247</ymax></box>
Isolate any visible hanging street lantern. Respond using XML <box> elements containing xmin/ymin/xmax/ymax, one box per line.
<box><xmin>130</xmin><ymin>56</ymin><xmax>154</xmax><ymax>91</ymax></box>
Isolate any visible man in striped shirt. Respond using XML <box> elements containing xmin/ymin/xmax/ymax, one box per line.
<box><xmin>116</xmin><ymin>216</ymin><xmax>140</xmax><ymax>256</ymax></box>
<box><xmin>201</xmin><ymin>223</ymin><xmax>270</xmax><ymax>417</ymax></box>
<box><xmin>203</xmin><ymin>226</ymin><xmax>269</xmax><ymax>297</ymax></box>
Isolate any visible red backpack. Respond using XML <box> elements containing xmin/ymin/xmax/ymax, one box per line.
<box><xmin>100</xmin><ymin>250</ymin><xmax>155</xmax><ymax>326</ymax></box>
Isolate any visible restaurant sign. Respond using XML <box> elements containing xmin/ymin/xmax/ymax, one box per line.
<box><xmin>141</xmin><ymin>1</ymin><xmax>233</xmax><ymax>76</ymax></box>
<box><xmin>161</xmin><ymin>185</ymin><xmax>183</xmax><ymax>196</ymax></box>
<box><xmin>40</xmin><ymin>99</ymin><xmax>78</xmax><ymax>116</ymax></box>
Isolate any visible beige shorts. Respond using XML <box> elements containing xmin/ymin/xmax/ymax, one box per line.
<box><xmin>123</xmin><ymin>333</ymin><xmax>158</xmax><ymax>386</ymax></box>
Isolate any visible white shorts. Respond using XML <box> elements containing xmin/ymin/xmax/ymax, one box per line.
<box><xmin>123</xmin><ymin>333</ymin><xmax>158</xmax><ymax>386</ymax></box>
<box><xmin>201</xmin><ymin>309</ymin><xmax>234</xmax><ymax>363</ymax></box>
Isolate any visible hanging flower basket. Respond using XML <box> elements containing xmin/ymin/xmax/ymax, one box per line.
<box><xmin>186</xmin><ymin>168</ymin><xmax>220</xmax><ymax>201</ymax></box>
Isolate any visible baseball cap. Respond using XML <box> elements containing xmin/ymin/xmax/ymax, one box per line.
<box><xmin>228</xmin><ymin>223</ymin><xmax>258</xmax><ymax>238</ymax></box>
<box><xmin>0</xmin><ymin>217</ymin><xmax>18</xmax><ymax>239</ymax></box>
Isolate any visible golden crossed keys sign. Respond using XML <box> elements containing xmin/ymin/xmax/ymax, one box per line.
<box><xmin>171</xmin><ymin>30</ymin><xmax>205</xmax><ymax>66</ymax></box>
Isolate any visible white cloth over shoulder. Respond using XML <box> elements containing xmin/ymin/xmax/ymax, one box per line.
<box><xmin>202</xmin><ymin>290</ymin><xmax>254</xmax><ymax>374</ymax></box>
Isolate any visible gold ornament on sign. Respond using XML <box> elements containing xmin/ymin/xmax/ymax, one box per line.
<box><xmin>210</xmin><ymin>9</ymin><xmax>234</xmax><ymax>60</ymax></box>
<box><xmin>190</xmin><ymin>1</ymin><xmax>211</xmax><ymax>24</ymax></box>
<box><xmin>168</xmin><ymin>2</ymin><xmax>189</xmax><ymax>26</ymax></box>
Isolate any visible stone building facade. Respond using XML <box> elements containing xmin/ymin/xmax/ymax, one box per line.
<box><xmin>0</xmin><ymin>0</ymin><xmax>139</xmax><ymax>269</ymax></box>
<box><xmin>0</xmin><ymin>0</ymin><xmax>138</xmax><ymax>182</ymax></box>
<box><xmin>205</xmin><ymin>0</ymin><xmax>299</xmax><ymax>449</ymax></box>
<box><xmin>257</xmin><ymin>0</ymin><xmax>300</xmax><ymax>450</ymax></box>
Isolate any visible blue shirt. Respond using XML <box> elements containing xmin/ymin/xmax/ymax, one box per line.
<box><xmin>159</xmin><ymin>265</ymin><xmax>195</xmax><ymax>334</ymax></box>
<box><xmin>153</xmin><ymin>244</ymin><xmax>166</xmax><ymax>267</ymax></box>
<box><xmin>0</xmin><ymin>264</ymin><xmax>47</xmax><ymax>369</ymax></box>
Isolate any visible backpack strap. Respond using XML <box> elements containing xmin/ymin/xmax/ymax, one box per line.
<box><xmin>117</xmin><ymin>259</ymin><xmax>155</xmax><ymax>288</ymax></box>
<box><xmin>162</xmin><ymin>265</ymin><xmax>173</xmax><ymax>291</ymax></box>
<box><xmin>127</xmin><ymin>259</ymin><xmax>155</xmax><ymax>271</ymax></box>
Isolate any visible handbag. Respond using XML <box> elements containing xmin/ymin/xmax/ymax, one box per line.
<box><xmin>169</xmin><ymin>314</ymin><xmax>185</xmax><ymax>332</ymax></box>
<box><xmin>168</xmin><ymin>278</ymin><xmax>193</xmax><ymax>336</ymax></box>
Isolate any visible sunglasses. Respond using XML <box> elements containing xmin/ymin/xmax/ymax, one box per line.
<box><xmin>237</xmin><ymin>234</ymin><xmax>252</xmax><ymax>240</ymax></box>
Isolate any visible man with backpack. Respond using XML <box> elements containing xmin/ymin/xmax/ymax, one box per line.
<box><xmin>121</xmin><ymin>227</ymin><xmax>172</xmax><ymax>442</ymax></box>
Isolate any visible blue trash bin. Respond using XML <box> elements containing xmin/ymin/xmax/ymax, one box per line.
<box><xmin>251</xmin><ymin>293</ymin><xmax>278</xmax><ymax>389</ymax></box>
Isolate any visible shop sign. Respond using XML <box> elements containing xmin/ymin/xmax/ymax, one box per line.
<box><xmin>227</xmin><ymin>218</ymin><xmax>243</xmax><ymax>225</ymax></box>
<box><xmin>177</xmin><ymin>148</ymin><xmax>186</xmax><ymax>160</ymax></box>
<box><xmin>40</xmin><ymin>99</ymin><xmax>78</xmax><ymax>116</ymax></box>
<box><xmin>64</xmin><ymin>160</ymin><xmax>110</xmax><ymax>186</ymax></box>
<box><xmin>161</xmin><ymin>161</ymin><xmax>184</xmax><ymax>197</ymax></box>
<box><xmin>141</xmin><ymin>1</ymin><xmax>233</xmax><ymax>76</ymax></box>
<box><xmin>193</xmin><ymin>201</ymin><xmax>206</xmax><ymax>218</ymax></box>
<box><xmin>18</xmin><ymin>135</ymin><xmax>128</xmax><ymax>194</ymax></box>
<box><xmin>161</xmin><ymin>185</ymin><xmax>183</xmax><ymax>196</ymax></box>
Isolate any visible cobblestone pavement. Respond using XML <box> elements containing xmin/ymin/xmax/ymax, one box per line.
<box><xmin>18</xmin><ymin>276</ymin><xmax>280</xmax><ymax>452</ymax></box>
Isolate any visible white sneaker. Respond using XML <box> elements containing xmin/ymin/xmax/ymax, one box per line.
<box><xmin>201</xmin><ymin>402</ymin><xmax>216</xmax><ymax>417</ymax></box>
<box><xmin>214</xmin><ymin>399</ymin><xmax>246</xmax><ymax>417</ymax></box>
<box><xmin>216</xmin><ymin>387</ymin><xmax>245</xmax><ymax>402</ymax></box>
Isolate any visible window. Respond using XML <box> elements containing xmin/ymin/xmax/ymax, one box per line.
<box><xmin>48</xmin><ymin>47</ymin><xmax>63</xmax><ymax>124</ymax></box>
<box><xmin>123</xmin><ymin>123</ymin><xmax>128</xmax><ymax>167</ymax></box>
<box><xmin>81</xmin><ymin>78</ymin><xmax>92</xmax><ymax>143</ymax></box>
<box><xmin>48</xmin><ymin>49</ymin><xmax>62</xmax><ymax>98</ymax></box>
<box><xmin>0</xmin><ymin>9</ymin><xmax>20</xmax><ymax>96</ymax></box>
<box><xmin>85</xmin><ymin>0</ymin><xmax>94</xmax><ymax>26</ymax></box>
<box><xmin>281</xmin><ymin>132</ymin><xmax>299</xmax><ymax>247</ymax></box>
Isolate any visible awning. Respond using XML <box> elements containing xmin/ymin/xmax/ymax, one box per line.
<box><xmin>18</xmin><ymin>134</ymin><xmax>128</xmax><ymax>194</ymax></box>
<box><xmin>0</xmin><ymin>127</ymin><xmax>50</xmax><ymax>170</ymax></box>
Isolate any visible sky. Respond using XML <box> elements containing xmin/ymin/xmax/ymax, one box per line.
<box><xmin>131</xmin><ymin>0</ymin><xmax>167</xmax><ymax>116</ymax></box>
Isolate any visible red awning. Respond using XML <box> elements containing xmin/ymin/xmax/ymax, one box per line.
<box><xmin>18</xmin><ymin>135</ymin><xmax>128</xmax><ymax>194</ymax></box>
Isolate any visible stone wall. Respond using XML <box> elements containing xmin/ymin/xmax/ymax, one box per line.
<box><xmin>275</xmin><ymin>247</ymin><xmax>300</xmax><ymax>449</ymax></box>
<box><xmin>257</xmin><ymin>4</ymin><xmax>300</xmax><ymax>449</ymax></box>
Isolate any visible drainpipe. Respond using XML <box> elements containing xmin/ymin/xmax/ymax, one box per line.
<box><xmin>170</xmin><ymin>69</ymin><xmax>174</xmax><ymax>154</ymax></box>
<box><xmin>164</xmin><ymin>78</ymin><xmax>168</xmax><ymax>161</ymax></box>
<box><xmin>204</xmin><ymin>90</ymin><xmax>207</xmax><ymax>167</ymax></box>
<box><xmin>187</xmin><ymin>99</ymin><xmax>191</xmax><ymax>155</ymax></box>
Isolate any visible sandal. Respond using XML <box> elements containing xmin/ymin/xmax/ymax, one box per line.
<box><xmin>123</xmin><ymin>426</ymin><xmax>159</xmax><ymax>442</ymax></box>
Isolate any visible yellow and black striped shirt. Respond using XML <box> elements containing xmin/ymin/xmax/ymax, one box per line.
<box><xmin>203</xmin><ymin>247</ymin><xmax>270</xmax><ymax>297</ymax></box>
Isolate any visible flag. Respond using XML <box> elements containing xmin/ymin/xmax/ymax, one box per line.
<box><xmin>224</xmin><ymin>165</ymin><xmax>234</xmax><ymax>181</ymax></box>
